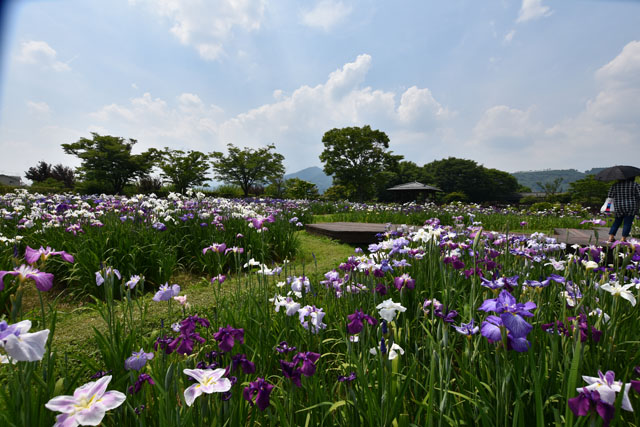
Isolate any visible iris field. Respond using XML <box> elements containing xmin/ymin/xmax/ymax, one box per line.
<box><xmin>1</xmin><ymin>189</ymin><xmax>639</xmax><ymax>426</ymax></box>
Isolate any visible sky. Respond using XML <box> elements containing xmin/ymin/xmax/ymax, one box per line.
<box><xmin>0</xmin><ymin>0</ymin><xmax>639</xmax><ymax>181</ymax></box>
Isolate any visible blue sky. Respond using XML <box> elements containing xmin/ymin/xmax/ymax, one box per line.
<box><xmin>1</xmin><ymin>0</ymin><xmax>639</xmax><ymax>180</ymax></box>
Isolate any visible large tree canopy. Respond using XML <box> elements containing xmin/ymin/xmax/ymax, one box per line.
<box><xmin>210</xmin><ymin>144</ymin><xmax>285</xmax><ymax>197</ymax></box>
<box><xmin>158</xmin><ymin>148</ymin><xmax>210</xmax><ymax>194</ymax></box>
<box><xmin>62</xmin><ymin>133</ymin><xmax>157</xmax><ymax>194</ymax></box>
<box><xmin>319</xmin><ymin>125</ymin><xmax>400</xmax><ymax>201</ymax></box>
<box><xmin>423</xmin><ymin>157</ymin><xmax>518</xmax><ymax>202</ymax></box>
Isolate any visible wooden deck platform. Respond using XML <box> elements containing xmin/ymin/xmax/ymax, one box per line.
<box><xmin>306</xmin><ymin>222</ymin><xmax>619</xmax><ymax>247</ymax></box>
<box><xmin>305</xmin><ymin>222</ymin><xmax>403</xmax><ymax>244</ymax></box>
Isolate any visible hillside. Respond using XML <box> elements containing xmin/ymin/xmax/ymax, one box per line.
<box><xmin>512</xmin><ymin>168</ymin><xmax>606</xmax><ymax>192</ymax></box>
<box><xmin>284</xmin><ymin>166</ymin><xmax>332</xmax><ymax>193</ymax></box>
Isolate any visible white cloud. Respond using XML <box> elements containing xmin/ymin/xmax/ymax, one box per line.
<box><xmin>472</xmin><ymin>105</ymin><xmax>542</xmax><ymax>147</ymax></box>
<box><xmin>503</xmin><ymin>29</ymin><xmax>516</xmax><ymax>44</ymax></box>
<box><xmin>516</xmin><ymin>0</ymin><xmax>552</xmax><ymax>23</ymax></box>
<box><xmin>15</xmin><ymin>41</ymin><xmax>70</xmax><ymax>71</ymax></box>
<box><xmin>26</xmin><ymin>101</ymin><xmax>51</xmax><ymax>115</ymax></box>
<box><xmin>130</xmin><ymin>0</ymin><xmax>265</xmax><ymax>61</ymax></box>
<box><xmin>302</xmin><ymin>0</ymin><xmax>352</xmax><ymax>31</ymax></box>
<box><xmin>471</xmin><ymin>40</ymin><xmax>640</xmax><ymax>171</ymax></box>
<box><xmin>89</xmin><ymin>54</ymin><xmax>451</xmax><ymax>170</ymax></box>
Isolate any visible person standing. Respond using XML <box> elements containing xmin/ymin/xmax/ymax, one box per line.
<box><xmin>607</xmin><ymin>177</ymin><xmax>640</xmax><ymax>242</ymax></box>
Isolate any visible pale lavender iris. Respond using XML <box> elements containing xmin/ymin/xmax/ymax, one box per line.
<box><xmin>124</xmin><ymin>348</ymin><xmax>154</xmax><ymax>371</ymax></box>
<box><xmin>0</xmin><ymin>264</ymin><xmax>54</xmax><ymax>292</ymax></box>
<box><xmin>25</xmin><ymin>246</ymin><xmax>75</xmax><ymax>264</ymax></box>
<box><xmin>45</xmin><ymin>375</ymin><xmax>126</xmax><ymax>426</ymax></box>
<box><xmin>125</xmin><ymin>275</ymin><xmax>142</xmax><ymax>289</ymax></box>
<box><xmin>183</xmin><ymin>368</ymin><xmax>232</xmax><ymax>406</ymax></box>
<box><xmin>152</xmin><ymin>283</ymin><xmax>181</xmax><ymax>301</ymax></box>
<box><xmin>95</xmin><ymin>267</ymin><xmax>121</xmax><ymax>287</ymax></box>
<box><xmin>202</xmin><ymin>243</ymin><xmax>227</xmax><ymax>255</ymax></box>
<box><xmin>0</xmin><ymin>319</ymin><xmax>50</xmax><ymax>361</ymax></box>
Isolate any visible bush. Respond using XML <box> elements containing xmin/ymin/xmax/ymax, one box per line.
<box><xmin>443</xmin><ymin>191</ymin><xmax>468</xmax><ymax>203</ymax></box>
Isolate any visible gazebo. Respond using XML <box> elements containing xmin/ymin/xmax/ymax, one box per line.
<box><xmin>387</xmin><ymin>181</ymin><xmax>442</xmax><ymax>202</ymax></box>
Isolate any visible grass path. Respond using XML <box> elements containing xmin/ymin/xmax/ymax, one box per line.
<box><xmin>37</xmin><ymin>231</ymin><xmax>355</xmax><ymax>356</ymax></box>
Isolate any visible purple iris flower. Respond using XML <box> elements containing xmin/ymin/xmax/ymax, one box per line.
<box><xmin>128</xmin><ymin>373</ymin><xmax>155</xmax><ymax>395</ymax></box>
<box><xmin>452</xmin><ymin>319</ymin><xmax>479</xmax><ymax>336</ymax></box>
<box><xmin>202</xmin><ymin>243</ymin><xmax>227</xmax><ymax>255</ymax></box>
<box><xmin>213</xmin><ymin>326</ymin><xmax>244</xmax><ymax>352</ymax></box>
<box><xmin>480</xmin><ymin>315</ymin><xmax>531</xmax><ymax>352</ymax></box>
<box><xmin>0</xmin><ymin>264</ymin><xmax>54</xmax><ymax>292</ymax></box>
<box><xmin>25</xmin><ymin>246</ymin><xmax>74</xmax><ymax>264</ymax></box>
<box><xmin>338</xmin><ymin>372</ymin><xmax>357</xmax><ymax>382</ymax></box>
<box><xmin>568</xmin><ymin>388</ymin><xmax>615</xmax><ymax>426</ymax></box>
<box><xmin>478</xmin><ymin>290</ymin><xmax>536</xmax><ymax>339</ymax></box>
<box><xmin>275</xmin><ymin>341</ymin><xmax>296</xmax><ymax>354</ymax></box>
<box><xmin>293</xmin><ymin>352</ymin><xmax>321</xmax><ymax>377</ymax></box>
<box><xmin>152</xmin><ymin>283</ymin><xmax>180</xmax><ymax>301</ymax></box>
<box><xmin>211</xmin><ymin>274</ymin><xmax>226</xmax><ymax>284</ymax></box>
<box><xmin>243</xmin><ymin>377</ymin><xmax>274</xmax><ymax>411</ymax></box>
<box><xmin>346</xmin><ymin>310</ymin><xmax>378</xmax><ymax>334</ymax></box>
<box><xmin>125</xmin><ymin>348</ymin><xmax>154</xmax><ymax>371</ymax></box>
<box><xmin>393</xmin><ymin>274</ymin><xmax>415</xmax><ymax>290</ymax></box>
<box><xmin>280</xmin><ymin>360</ymin><xmax>302</xmax><ymax>387</ymax></box>
<box><xmin>231</xmin><ymin>353</ymin><xmax>256</xmax><ymax>374</ymax></box>
<box><xmin>166</xmin><ymin>316</ymin><xmax>210</xmax><ymax>355</ymax></box>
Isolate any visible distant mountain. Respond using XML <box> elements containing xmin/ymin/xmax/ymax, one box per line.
<box><xmin>512</xmin><ymin>168</ymin><xmax>608</xmax><ymax>192</ymax></box>
<box><xmin>284</xmin><ymin>166</ymin><xmax>333</xmax><ymax>193</ymax></box>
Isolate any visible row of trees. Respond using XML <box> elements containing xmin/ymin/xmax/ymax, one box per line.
<box><xmin>26</xmin><ymin>128</ymin><xmax>523</xmax><ymax>202</ymax></box>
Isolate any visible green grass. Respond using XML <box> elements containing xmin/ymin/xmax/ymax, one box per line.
<box><xmin>21</xmin><ymin>231</ymin><xmax>354</xmax><ymax>359</ymax></box>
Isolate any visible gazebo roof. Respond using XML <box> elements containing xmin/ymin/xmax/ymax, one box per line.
<box><xmin>387</xmin><ymin>181</ymin><xmax>442</xmax><ymax>192</ymax></box>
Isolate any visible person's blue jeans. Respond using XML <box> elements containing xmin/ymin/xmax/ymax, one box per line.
<box><xmin>609</xmin><ymin>215</ymin><xmax>635</xmax><ymax>238</ymax></box>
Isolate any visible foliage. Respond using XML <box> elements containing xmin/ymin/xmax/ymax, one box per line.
<box><xmin>264</xmin><ymin>177</ymin><xmax>286</xmax><ymax>199</ymax></box>
<box><xmin>158</xmin><ymin>149</ymin><xmax>211</xmax><ymax>194</ymax></box>
<box><xmin>320</xmin><ymin>125</ymin><xmax>401</xmax><ymax>201</ymax></box>
<box><xmin>569</xmin><ymin>175</ymin><xmax>611</xmax><ymax>207</ymax></box>
<box><xmin>136</xmin><ymin>176</ymin><xmax>166</xmax><ymax>195</ymax></box>
<box><xmin>536</xmin><ymin>177</ymin><xmax>564</xmax><ymax>196</ymax></box>
<box><xmin>25</xmin><ymin>161</ymin><xmax>75</xmax><ymax>189</ymax></box>
<box><xmin>212</xmin><ymin>184</ymin><xmax>244</xmax><ymax>198</ymax></box>
<box><xmin>62</xmin><ymin>133</ymin><xmax>158</xmax><ymax>195</ymax></box>
<box><xmin>284</xmin><ymin>178</ymin><xmax>319</xmax><ymax>200</ymax></box>
<box><xmin>443</xmin><ymin>191</ymin><xmax>468</xmax><ymax>203</ymax></box>
<box><xmin>3</xmin><ymin>207</ymin><xmax>640</xmax><ymax>425</ymax></box>
<box><xmin>423</xmin><ymin>157</ymin><xmax>518</xmax><ymax>202</ymax></box>
<box><xmin>322</xmin><ymin>184</ymin><xmax>353</xmax><ymax>201</ymax></box>
<box><xmin>210</xmin><ymin>144</ymin><xmax>285</xmax><ymax>197</ymax></box>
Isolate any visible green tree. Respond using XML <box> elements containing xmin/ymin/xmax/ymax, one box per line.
<box><xmin>568</xmin><ymin>175</ymin><xmax>611</xmax><ymax>206</ymax></box>
<box><xmin>158</xmin><ymin>148</ymin><xmax>210</xmax><ymax>194</ymax></box>
<box><xmin>25</xmin><ymin>161</ymin><xmax>75</xmax><ymax>189</ymax></box>
<box><xmin>322</xmin><ymin>184</ymin><xmax>353</xmax><ymax>201</ymax></box>
<box><xmin>62</xmin><ymin>133</ymin><xmax>157</xmax><ymax>194</ymax></box>
<box><xmin>284</xmin><ymin>178</ymin><xmax>319</xmax><ymax>200</ymax></box>
<box><xmin>422</xmin><ymin>158</ymin><xmax>518</xmax><ymax>202</ymax></box>
<box><xmin>210</xmin><ymin>144</ymin><xmax>285</xmax><ymax>197</ymax></box>
<box><xmin>319</xmin><ymin>125</ymin><xmax>400</xmax><ymax>201</ymax></box>
<box><xmin>264</xmin><ymin>176</ymin><xmax>286</xmax><ymax>198</ymax></box>
<box><xmin>25</xmin><ymin>161</ymin><xmax>52</xmax><ymax>183</ymax></box>
<box><xmin>484</xmin><ymin>168</ymin><xmax>519</xmax><ymax>201</ymax></box>
<box><xmin>536</xmin><ymin>177</ymin><xmax>564</xmax><ymax>197</ymax></box>
<box><xmin>422</xmin><ymin>157</ymin><xmax>490</xmax><ymax>202</ymax></box>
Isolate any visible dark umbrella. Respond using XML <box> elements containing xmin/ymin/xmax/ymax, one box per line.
<box><xmin>594</xmin><ymin>165</ymin><xmax>640</xmax><ymax>181</ymax></box>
